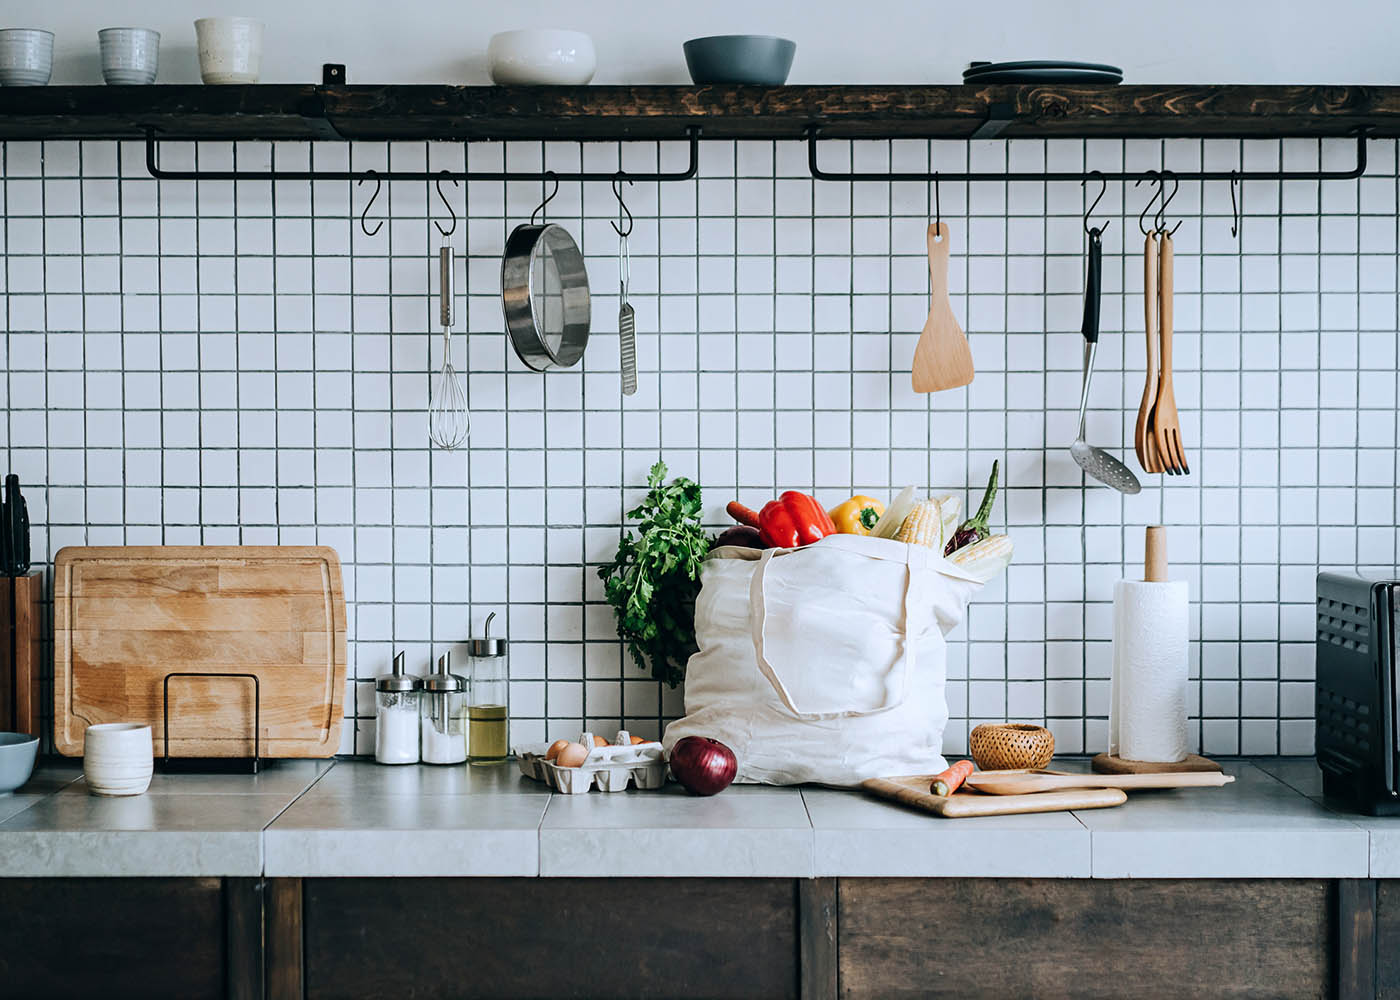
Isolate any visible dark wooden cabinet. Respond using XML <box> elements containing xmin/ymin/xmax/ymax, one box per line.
<box><xmin>0</xmin><ymin>875</ymin><xmax>1381</xmax><ymax>998</ymax></box>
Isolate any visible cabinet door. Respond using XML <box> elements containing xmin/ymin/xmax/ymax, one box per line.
<box><xmin>0</xmin><ymin>877</ymin><xmax>225</xmax><ymax>998</ymax></box>
<box><xmin>838</xmin><ymin>878</ymin><xmax>1332</xmax><ymax>999</ymax></box>
<box><xmin>304</xmin><ymin>877</ymin><xmax>799</xmax><ymax>999</ymax></box>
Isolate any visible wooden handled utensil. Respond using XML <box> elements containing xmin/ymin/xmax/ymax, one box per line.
<box><xmin>912</xmin><ymin>222</ymin><xmax>974</xmax><ymax>393</ymax></box>
<box><xmin>1152</xmin><ymin>232</ymin><xmax>1189</xmax><ymax>474</ymax></box>
<box><xmin>963</xmin><ymin>768</ymin><xmax>1234</xmax><ymax>796</ymax></box>
<box><xmin>1135</xmin><ymin>231</ymin><xmax>1162</xmax><ymax>473</ymax></box>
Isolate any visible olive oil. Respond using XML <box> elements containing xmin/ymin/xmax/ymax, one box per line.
<box><xmin>468</xmin><ymin>704</ymin><xmax>508</xmax><ymax>764</ymax></box>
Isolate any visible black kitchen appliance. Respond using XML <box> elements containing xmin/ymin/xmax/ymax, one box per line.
<box><xmin>1316</xmin><ymin>570</ymin><xmax>1400</xmax><ymax>814</ymax></box>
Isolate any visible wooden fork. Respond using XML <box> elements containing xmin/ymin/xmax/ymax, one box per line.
<box><xmin>1152</xmin><ymin>231</ymin><xmax>1189</xmax><ymax>475</ymax></box>
<box><xmin>1134</xmin><ymin>231</ymin><xmax>1163</xmax><ymax>473</ymax></box>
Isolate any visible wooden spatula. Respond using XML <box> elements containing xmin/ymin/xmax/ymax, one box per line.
<box><xmin>963</xmin><ymin>768</ymin><xmax>1234</xmax><ymax>796</ymax></box>
<box><xmin>912</xmin><ymin>222</ymin><xmax>974</xmax><ymax>393</ymax></box>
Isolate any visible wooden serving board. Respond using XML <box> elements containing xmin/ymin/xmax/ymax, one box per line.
<box><xmin>862</xmin><ymin>774</ymin><xmax>1127</xmax><ymax>818</ymax></box>
<box><xmin>54</xmin><ymin>546</ymin><xmax>346</xmax><ymax>758</ymax></box>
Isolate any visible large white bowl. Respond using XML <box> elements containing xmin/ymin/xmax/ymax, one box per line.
<box><xmin>83</xmin><ymin>722</ymin><xmax>153</xmax><ymax>797</ymax></box>
<box><xmin>488</xmin><ymin>29</ymin><xmax>595</xmax><ymax>86</ymax></box>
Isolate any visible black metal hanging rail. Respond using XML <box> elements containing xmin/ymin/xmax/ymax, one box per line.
<box><xmin>143</xmin><ymin>126</ymin><xmax>702</xmax><ymax>183</ymax></box>
<box><xmin>806</xmin><ymin>127</ymin><xmax>1371</xmax><ymax>184</ymax></box>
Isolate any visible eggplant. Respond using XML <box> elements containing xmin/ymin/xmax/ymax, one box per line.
<box><xmin>713</xmin><ymin>525</ymin><xmax>764</xmax><ymax>550</ymax></box>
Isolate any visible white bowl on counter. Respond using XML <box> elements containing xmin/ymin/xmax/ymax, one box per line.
<box><xmin>487</xmin><ymin>29</ymin><xmax>595</xmax><ymax>85</ymax></box>
<box><xmin>83</xmin><ymin>722</ymin><xmax>153</xmax><ymax>796</ymax></box>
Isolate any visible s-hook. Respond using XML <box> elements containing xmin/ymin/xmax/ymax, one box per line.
<box><xmin>931</xmin><ymin>172</ymin><xmax>942</xmax><ymax>238</ymax></box>
<box><xmin>530</xmin><ymin>172</ymin><xmax>560</xmax><ymax>225</ymax></box>
<box><xmin>1083</xmin><ymin>170</ymin><xmax>1110</xmax><ymax>235</ymax></box>
<box><xmin>610</xmin><ymin>172</ymin><xmax>634</xmax><ymax>238</ymax></box>
<box><xmin>434</xmin><ymin>170</ymin><xmax>458</xmax><ymax>238</ymax></box>
<box><xmin>358</xmin><ymin>170</ymin><xmax>382</xmax><ymax>237</ymax></box>
<box><xmin>1136</xmin><ymin>171</ymin><xmax>1163</xmax><ymax>236</ymax></box>
<box><xmin>1154</xmin><ymin>171</ymin><xmax>1182</xmax><ymax>237</ymax></box>
<box><xmin>1229</xmin><ymin>170</ymin><xmax>1241</xmax><ymax>238</ymax></box>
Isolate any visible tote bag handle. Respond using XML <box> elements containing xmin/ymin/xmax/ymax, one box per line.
<box><xmin>748</xmin><ymin>536</ymin><xmax>921</xmax><ymax>721</ymax></box>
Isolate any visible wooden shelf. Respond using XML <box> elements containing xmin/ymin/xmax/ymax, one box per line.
<box><xmin>1</xmin><ymin>85</ymin><xmax>1398</xmax><ymax>144</ymax></box>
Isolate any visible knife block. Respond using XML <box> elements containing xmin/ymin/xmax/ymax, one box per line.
<box><xmin>0</xmin><ymin>573</ymin><xmax>43</xmax><ymax>738</ymax></box>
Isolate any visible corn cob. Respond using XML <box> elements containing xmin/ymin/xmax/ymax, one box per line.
<box><xmin>893</xmin><ymin>497</ymin><xmax>945</xmax><ymax>549</ymax></box>
<box><xmin>947</xmin><ymin>533</ymin><xmax>1014</xmax><ymax>582</ymax></box>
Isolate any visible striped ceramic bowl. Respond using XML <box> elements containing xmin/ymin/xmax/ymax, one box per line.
<box><xmin>0</xmin><ymin>28</ymin><xmax>54</xmax><ymax>86</ymax></box>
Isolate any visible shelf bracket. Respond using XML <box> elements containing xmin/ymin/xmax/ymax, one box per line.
<box><xmin>806</xmin><ymin>126</ymin><xmax>1371</xmax><ymax>184</ymax></box>
<box><xmin>969</xmin><ymin>103</ymin><xmax>1015</xmax><ymax>140</ymax></box>
<box><xmin>143</xmin><ymin>126</ymin><xmax>702</xmax><ymax>184</ymax></box>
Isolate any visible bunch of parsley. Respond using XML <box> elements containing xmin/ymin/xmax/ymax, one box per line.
<box><xmin>599</xmin><ymin>461</ymin><xmax>708</xmax><ymax>688</ymax></box>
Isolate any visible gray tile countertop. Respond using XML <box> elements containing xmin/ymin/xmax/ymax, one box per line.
<box><xmin>3</xmin><ymin>756</ymin><xmax>1400</xmax><ymax>879</ymax></box>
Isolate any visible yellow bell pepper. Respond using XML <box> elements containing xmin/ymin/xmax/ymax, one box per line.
<box><xmin>828</xmin><ymin>495</ymin><xmax>886</xmax><ymax>536</ymax></box>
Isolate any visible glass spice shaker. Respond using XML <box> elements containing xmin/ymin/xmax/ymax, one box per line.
<box><xmin>467</xmin><ymin>612</ymin><xmax>509</xmax><ymax>765</ymax></box>
<box><xmin>421</xmin><ymin>652</ymin><xmax>467</xmax><ymax>765</ymax></box>
<box><xmin>374</xmin><ymin>651</ymin><xmax>422</xmax><ymax>765</ymax></box>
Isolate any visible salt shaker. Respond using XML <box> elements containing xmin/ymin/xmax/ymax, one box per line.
<box><xmin>421</xmin><ymin>652</ymin><xmax>467</xmax><ymax>765</ymax></box>
<box><xmin>467</xmin><ymin>612</ymin><xmax>509</xmax><ymax>765</ymax></box>
<box><xmin>375</xmin><ymin>652</ymin><xmax>422</xmax><ymax>765</ymax></box>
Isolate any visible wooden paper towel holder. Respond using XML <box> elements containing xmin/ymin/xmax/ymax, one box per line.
<box><xmin>1093</xmin><ymin>526</ymin><xmax>1223</xmax><ymax>776</ymax></box>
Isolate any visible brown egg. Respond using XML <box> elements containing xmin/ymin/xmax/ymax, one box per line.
<box><xmin>594</xmin><ymin>736</ymin><xmax>610</xmax><ymax>747</ymax></box>
<box><xmin>556</xmin><ymin>742</ymin><xmax>590</xmax><ymax>768</ymax></box>
<box><xmin>629</xmin><ymin>735</ymin><xmax>648</xmax><ymax>745</ymax></box>
<box><xmin>545</xmin><ymin>739</ymin><xmax>570</xmax><ymax>761</ymax></box>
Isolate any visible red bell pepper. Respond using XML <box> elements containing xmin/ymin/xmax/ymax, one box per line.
<box><xmin>758</xmin><ymin>492</ymin><xmax>836</xmax><ymax>549</ymax></box>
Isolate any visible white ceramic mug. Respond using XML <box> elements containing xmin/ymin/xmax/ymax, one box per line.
<box><xmin>99</xmin><ymin>27</ymin><xmax>160</xmax><ymax>85</ymax></box>
<box><xmin>83</xmin><ymin>722</ymin><xmax>153</xmax><ymax>797</ymax></box>
<box><xmin>0</xmin><ymin>28</ymin><xmax>55</xmax><ymax>87</ymax></box>
<box><xmin>194</xmin><ymin>17</ymin><xmax>263</xmax><ymax>85</ymax></box>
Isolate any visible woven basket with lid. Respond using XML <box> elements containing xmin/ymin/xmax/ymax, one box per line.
<box><xmin>969</xmin><ymin>723</ymin><xmax>1055</xmax><ymax>771</ymax></box>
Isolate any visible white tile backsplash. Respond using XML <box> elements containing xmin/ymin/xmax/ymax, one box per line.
<box><xmin>4</xmin><ymin>136</ymin><xmax>1397</xmax><ymax>756</ymax></box>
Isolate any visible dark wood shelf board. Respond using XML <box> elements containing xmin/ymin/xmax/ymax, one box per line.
<box><xmin>2</xmin><ymin>84</ymin><xmax>1397</xmax><ymax>143</ymax></box>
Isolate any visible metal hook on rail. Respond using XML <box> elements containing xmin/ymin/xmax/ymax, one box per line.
<box><xmin>1229</xmin><ymin>170</ymin><xmax>1240</xmax><ymax>238</ymax></box>
<box><xmin>530</xmin><ymin>172</ymin><xmax>560</xmax><ymax>225</ymax></box>
<box><xmin>1135</xmin><ymin>170</ymin><xmax>1162</xmax><ymax>236</ymax></box>
<box><xmin>1155</xmin><ymin>170</ymin><xmax>1183</xmax><ymax>236</ymax></box>
<box><xmin>434</xmin><ymin>170</ymin><xmax>458</xmax><ymax>237</ymax></box>
<box><xmin>610</xmin><ymin>172</ymin><xmax>634</xmax><ymax>238</ymax></box>
<box><xmin>358</xmin><ymin>170</ymin><xmax>383</xmax><ymax>237</ymax></box>
<box><xmin>1082</xmin><ymin>170</ymin><xmax>1110</xmax><ymax>235</ymax></box>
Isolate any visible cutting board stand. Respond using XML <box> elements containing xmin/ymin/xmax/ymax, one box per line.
<box><xmin>159</xmin><ymin>670</ymin><xmax>263</xmax><ymax>774</ymax></box>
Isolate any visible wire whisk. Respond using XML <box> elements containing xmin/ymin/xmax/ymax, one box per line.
<box><xmin>429</xmin><ymin>245</ymin><xmax>470</xmax><ymax>450</ymax></box>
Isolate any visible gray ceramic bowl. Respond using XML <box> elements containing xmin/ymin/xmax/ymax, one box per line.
<box><xmin>683</xmin><ymin>35</ymin><xmax>795</xmax><ymax>85</ymax></box>
<box><xmin>0</xmin><ymin>732</ymin><xmax>38</xmax><ymax>794</ymax></box>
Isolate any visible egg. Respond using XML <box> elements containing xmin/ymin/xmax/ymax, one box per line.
<box><xmin>556</xmin><ymin>742</ymin><xmax>590</xmax><ymax>767</ymax></box>
<box><xmin>594</xmin><ymin>736</ymin><xmax>610</xmax><ymax>747</ymax></box>
<box><xmin>545</xmin><ymin>739</ymin><xmax>570</xmax><ymax>761</ymax></box>
<box><xmin>629</xmin><ymin>735</ymin><xmax>648</xmax><ymax>745</ymax></box>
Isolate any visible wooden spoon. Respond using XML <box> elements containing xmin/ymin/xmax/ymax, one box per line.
<box><xmin>912</xmin><ymin>222</ymin><xmax>974</xmax><ymax>393</ymax></box>
<box><xmin>1134</xmin><ymin>231</ymin><xmax>1162</xmax><ymax>473</ymax></box>
<box><xmin>1152</xmin><ymin>232</ymin><xmax>1189</xmax><ymax>474</ymax></box>
<box><xmin>963</xmin><ymin>768</ymin><xmax>1234</xmax><ymax>796</ymax></box>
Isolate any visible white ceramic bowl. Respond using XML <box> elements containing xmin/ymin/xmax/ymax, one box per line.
<box><xmin>99</xmin><ymin>27</ymin><xmax>160</xmax><ymax>85</ymax></box>
<box><xmin>83</xmin><ymin>723</ymin><xmax>153</xmax><ymax>797</ymax></box>
<box><xmin>194</xmin><ymin>16</ymin><xmax>263</xmax><ymax>85</ymax></box>
<box><xmin>0</xmin><ymin>28</ymin><xmax>54</xmax><ymax>87</ymax></box>
<box><xmin>488</xmin><ymin>29</ymin><xmax>595</xmax><ymax>86</ymax></box>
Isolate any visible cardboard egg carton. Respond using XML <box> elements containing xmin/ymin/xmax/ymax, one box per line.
<box><xmin>515</xmin><ymin>730</ymin><xmax>667</xmax><ymax>794</ymax></box>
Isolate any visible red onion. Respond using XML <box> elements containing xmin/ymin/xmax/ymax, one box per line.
<box><xmin>668</xmin><ymin>736</ymin><xmax>737</xmax><ymax>796</ymax></box>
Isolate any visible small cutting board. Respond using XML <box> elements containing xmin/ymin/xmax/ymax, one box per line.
<box><xmin>862</xmin><ymin>774</ymin><xmax>1127</xmax><ymax>818</ymax></box>
<box><xmin>54</xmin><ymin>545</ymin><xmax>346</xmax><ymax>758</ymax></box>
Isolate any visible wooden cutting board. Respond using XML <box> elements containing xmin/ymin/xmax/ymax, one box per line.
<box><xmin>53</xmin><ymin>546</ymin><xmax>346</xmax><ymax>758</ymax></box>
<box><xmin>862</xmin><ymin>774</ymin><xmax>1127</xmax><ymax>818</ymax></box>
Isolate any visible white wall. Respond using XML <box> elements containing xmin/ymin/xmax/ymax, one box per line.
<box><xmin>19</xmin><ymin>0</ymin><xmax>1400</xmax><ymax>86</ymax></box>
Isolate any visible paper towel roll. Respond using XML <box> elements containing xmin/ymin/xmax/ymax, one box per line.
<box><xmin>1110</xmin><ymin>579</ymin><xmax>1189</xmax><ymax>762</ymax></box>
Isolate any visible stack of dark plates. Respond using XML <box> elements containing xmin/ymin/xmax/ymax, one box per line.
<box><xmin>962</xmin><ymin>60</ymin><xmax>1123</xmax><ymax>84</ymax></box>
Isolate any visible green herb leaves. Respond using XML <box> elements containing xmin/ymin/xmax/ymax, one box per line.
<box><xmin>598</xmin><ymin>461</ymin><xmax>708</xmax><ymax>688</ymax></box>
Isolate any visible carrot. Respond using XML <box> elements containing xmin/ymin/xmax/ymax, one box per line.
<box><xmin>930</xmin><ymin>759</ymin><xmax>975</xmax><ymax>797</ymax></box>
<box><xmin>726</xmin><ymin>501</ymin><xmax>762</xmax><ymax>528</ymax></box>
